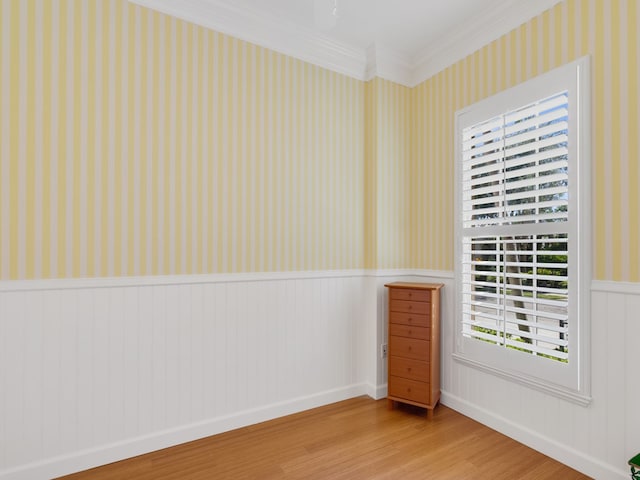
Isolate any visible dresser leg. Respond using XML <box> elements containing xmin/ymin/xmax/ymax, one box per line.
<box><xmin>426</xmin><ymin>407</ymin><xmax>434</xmax><ymax>420</ymax></box>
<box><xmin>387</xmin><ymin>399</ymin><xmax>395</xmax><ymax>410</ymax></box>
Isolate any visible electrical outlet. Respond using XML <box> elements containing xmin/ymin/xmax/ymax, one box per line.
<box><xmin>381</xmin><ymin>343</ymin><xmax>388</xmax><ymax>358</ymax></box>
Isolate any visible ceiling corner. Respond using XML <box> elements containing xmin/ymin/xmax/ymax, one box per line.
<box><xmin>410</xmin><ymin>0</ymin><xmax>565</xmax><ymax>86</ymax></box>
<box><xmin>364</xmin><ymin>44</ymin><xmax>378</xmax><ymax>82</ymax></box>
<box><xmin>372</xmin><ymin>46</ymin><xmax>414</xmax><ymax>87</ymax></box>
<box><xmin>128</xmin><ymin>0</ymin><xmax>565</xmax><ymax>89</ymax></box>
<box><xmin>128</xmin><ymin>0</ymin><xmax>369</xmax><ymax>80</ymax></box>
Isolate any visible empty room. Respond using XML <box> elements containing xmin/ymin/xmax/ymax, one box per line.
<box><xmin>0</xmin><ymin>0</ymin><xmax>638</xmax><ymax>479</ymax></box>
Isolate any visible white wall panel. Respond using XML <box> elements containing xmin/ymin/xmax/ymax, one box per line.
<box><xmin>442</xmin><ymin>283</ymin><xmax>640</xmax><ymax>480</ymax></box>
<box><xmin>0</xmin><ymin>272</ymin><xmax>369</xmax><ymax>480</ymax></box>
<box><xmin>627</xmin><ymin>294</ymin><xmax>640</xmax><ymax>460</ymax></box>
<box><xmin>1</xmin><ymin>272</ymin><xmax>637</xmax><ymax>480</ymax></box>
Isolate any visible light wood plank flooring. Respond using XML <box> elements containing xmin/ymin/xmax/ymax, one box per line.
<box><xmin>58</xmin><ymin>397</ymin><xmax>591</xmax><ymax>479</ymax></box>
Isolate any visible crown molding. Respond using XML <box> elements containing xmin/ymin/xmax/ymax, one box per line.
<box><xmin>410</xmin><ymin>0</ymin><xmax>564</xmax><ymax>86</ymax></box>
<box><xmin>128</xmin><ymin>0</ymin><xmax>563</xmax><ymax>88</ymax></box>
<box><xmin>128</xmin><ymin>0</ymin><xmax>368</xmax><ymax>80</ymax></box>
<box><xmin>374</xmin><ymin>46</ymin><xmax>414</xmax><ymax>87</ymax></box>
<box><xmin>364</xmin><ymin>44</ymin><xmax>413</xmax><ymax>86</ymax></box>
<box><xmin>364</xmin><ymin>44</ymin><xmax>378</xmax><ymax>82</ymax></box>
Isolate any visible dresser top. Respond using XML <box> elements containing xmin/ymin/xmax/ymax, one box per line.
<box><xmin>384</xmin><ymin>282</ymin><xmax>443</xmax><ymax>290</ymax></box>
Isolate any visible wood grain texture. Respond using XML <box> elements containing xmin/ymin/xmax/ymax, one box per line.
<box><xmin>56</xmin><ymin>397</ymin><xmax>591</xmax><ymax>480</ymax></box>
<box><xmin>386</xmin><ymin>282</ymin><xmax>442</xmax><ymax>414</ymax></box>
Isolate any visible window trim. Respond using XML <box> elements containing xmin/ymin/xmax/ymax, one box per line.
<box><xmin>452</xmin><ymin>56</ymin><xmax>592</xmax><ymax>406</ymax></box>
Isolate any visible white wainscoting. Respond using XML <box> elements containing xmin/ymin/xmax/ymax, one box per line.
<box><xmin>0</xmin><ymin>271</ymin><xmax>371</xmax><ymax>480</ymax></box>
<box><xmin>440</xmin><ymin>280</ymin><xmax>640</xmax><ymax>480</ymax></box>
<box><xmin>1</xmin><ymin>272</ymin><xmax>637</xmax><ymax>480</ymax></box>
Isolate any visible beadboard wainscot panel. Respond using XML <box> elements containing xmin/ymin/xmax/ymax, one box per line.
<box><xmin>0</xmin><ymin>271</ymin><xmax>370</xmax><ymax>480</ymax></box>
<box><xmin>2</xmin><ymin>270</ymin><xmax>635</xmax><ymax>480</ymax></box>
<box><xmin>441</xmin><ymin>280</ymin><xmax>640</xmax><ymax>480</ymax></box>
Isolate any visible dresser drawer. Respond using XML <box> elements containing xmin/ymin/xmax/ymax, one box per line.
<box><xmin>388</xmin><ymin>336</ymin><xmax>429</xmax><ymax>360</ymax></box>
<box><xmin>389</xmin><ymin>300</ymin><xmax>429</xmax><ymax>315</ymax></box>
<box><xmin>388</xmin><ymin>376</ymin><xmax>429</xmax><ymax>404</ymax></box>
<box><xmin>385</xmin><ymin>282</ymin><xmax>442</xmax><ymax>414</ymax></box>
<box><xmin>389</xmin><ymin>312</ymin><xmax>430</xmax><ymax>328</ymax></box>
<box><xmin>389</xmin><ymin>324</ymin><xmax>429</xmax><ymax>340</ymax></box>
<box><xmin>388</xmin><ymin>356</ymin><xmax>429</xmax><ymax>382</ymax></box>
<box><xmin>390</xmin><ymin>288</ymin><xmax>431</xmax><ymax>303</ymax></box>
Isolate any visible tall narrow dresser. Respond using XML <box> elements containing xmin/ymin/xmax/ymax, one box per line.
<box><xmin>384</xmin><ymin>282</ymin><xmax>443</xmax><ymax>419</ymax></box>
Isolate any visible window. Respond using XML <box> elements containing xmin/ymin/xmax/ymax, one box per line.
<box><xmin>453</xmin><ymin>57</ymin><xmax>591</xmax><ymax>405</ymax></box>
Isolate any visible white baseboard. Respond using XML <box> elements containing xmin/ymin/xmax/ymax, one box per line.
<box><xmin>365</xmin><ymin>383</ymin><xmax>388</xmax><ymax>400</ymax></box>
<box><xmin>440</xmin><ymin>391</ymin><xmax>629</xmax><ymax>480</ymax></box>
<box><xmin>0</xmin><ymin>384</ymin><xmax>368</xmax><ymax>480</ymax></box>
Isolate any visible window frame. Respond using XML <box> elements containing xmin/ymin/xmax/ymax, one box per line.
<box><xmin>453</xmin><ymin>56</ymin><xmax>592</xmax><ymax>406</ymax></box>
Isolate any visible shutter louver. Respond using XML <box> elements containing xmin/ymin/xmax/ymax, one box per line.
<box><xmin>461</xmin><ymin>91</ymin><xmax>571</xmax><ymax>364</ymax></box>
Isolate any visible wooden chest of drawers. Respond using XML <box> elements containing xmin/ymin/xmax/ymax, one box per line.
<box><xmin>385</xmin><ymin>282</ymin><xmax>443</xmax><ymax>418</ymax></box>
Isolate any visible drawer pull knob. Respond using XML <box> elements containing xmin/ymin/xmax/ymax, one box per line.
<box><xmin>407</xmin><ymin>388</ymin><xmax>412</xmax><ymax>393</ymax></box>
<box><xmin>407</xmin><ymin>367</ymin><xmax>412</xmax><ymax>372</ymax></box>
<box><xmin>408</xmin><ymin>318</ymin><xmax>412</xmax><ymax>322</ymax></box>
<box><xmin>408</xmin><ymin>293</ymin><xmax>412</xmax><ymax>297</ymax></box>
<box><xmin>408</xmin><ymin>330</ymin><xmax>412</xmax><ymax>335</ymax></box>
<box><xmin>408</xmin><ymin>346</ymin><xmax>412</xmax><ymax>351</ymax></box>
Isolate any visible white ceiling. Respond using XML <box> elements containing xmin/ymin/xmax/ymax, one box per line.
<box><xmin>237</xmin><ymin>0</ymin><xmax>511</xmax><ymax>58</ymax></box>
<box><xmin>129</xmin><ymin>0</ymin><xmax>563</xmax><ymax>86</ymax></box>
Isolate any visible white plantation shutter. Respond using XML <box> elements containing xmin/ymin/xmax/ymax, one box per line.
<box><xmin>461</xmin><ymin>92</ymin><xmax>571</xmax><ymax>362</ymax></box>
<box><xmin>462</xmin><ymin>92</ymin><xmax>569</xmax><ymax>229</ymax></box>
<box><xmin>461</xmin><ymin>234</ymin><xmax>569</xmax><ymax>361</ymax></box>
<box><xmin>454</xmin><ymin>58</ymin><xmax>591</xmax><ymax>403</ymax></box>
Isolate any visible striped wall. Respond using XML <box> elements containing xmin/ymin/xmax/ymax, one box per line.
<box><xmin>2</xmin><ymin>0</ymin><xmax>639</xmax><ymax>283</ymax></box>
<box><xmin>410</xmin><ymin>74</ymin><xmax>454</xmax><ymax>271</ymax></box>
<box><xmin>364</xmin><ymin>80</ymin><xmax>378</xmax><ymax>269</ymax></box>
<box><xmin>364</xmin><ymin>78</ymin><xmax>412</xmax><ymax>269</ymax></box>
<box><xmin>0</xmin><ymin>0</ymin><xmax>365</xmax><ymax>280</ymax></box>
<box><xmin>3</xmin><ymin>0</ymin><xmax>639</xmax><ymax>478</ymax></box>
<box><xmin>411</xmin><ymin>0</ymin><xmax>640</xmax><ymax>282</ymax></box>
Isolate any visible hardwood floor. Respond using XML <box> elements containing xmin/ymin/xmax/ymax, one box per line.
<box><xmin>58</xmin><ymin>397</ymin><xmax>591</xmax><ymax>479</ymax></box>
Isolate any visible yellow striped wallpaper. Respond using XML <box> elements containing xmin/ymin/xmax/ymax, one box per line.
<box><xmin>0</xmin><ymin>0</ymin><xmax>365</xmax><ymax>279</ymax></box>
<box><xmin>2</xmin><ymin>0</ymin><xmax>637</xmax><ymax>282</ymax></box>
<box><xmin>364</xmin><ymin>80</ymin><xmax>378</xmax><ymax>269</ymax></box>
<box><xmin>364</xmin><ymin>78</ymin><xmax>412</xmax><ymax>269</ymax></box>
<box><xmin>411</xmin><ymin>0</ymin><xmax>640</xmax><ymax>282</ymax></box>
